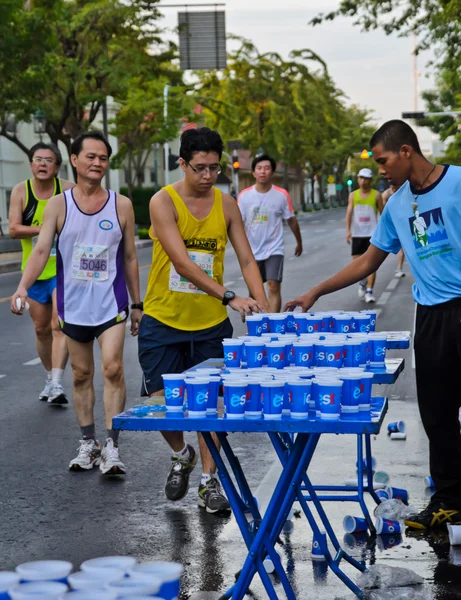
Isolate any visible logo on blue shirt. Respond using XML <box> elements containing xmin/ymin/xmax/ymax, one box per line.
<box><xmin>409</xmin><ymin>208</ymin><xmax>449</xmax><ymax>252</ymax></box>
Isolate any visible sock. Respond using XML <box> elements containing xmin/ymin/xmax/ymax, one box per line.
<box><xmin>366</xmin><ymin>288</ymin><xmax>373</xmax><ymax>294</ymax></box>
<box><xmin>81</xmin><ymin>424</ymin><xmax>96</xmax><ymax>440</ymax></box>
<box><xmin>201</xmin><ymin>473</ymin><xmax>212</xmax><ymax>485</ymax></box>
<box><xmin>175</xmin><ymin>444</ymin><xmax>190</xmax><ymax>460</ymax></box>
<box><xmin>46</xmin><ymin>370</ymin><xmax>52</xmax><ymax>382</ymax></box>
<box><xmin>107</xmin><ymin>429</ymin><xmax>119</xmax><ymax>445</ymax></box>
<box><xmin>360</xmin><ymin>279</ymin><xmax>367</xmax><ymax>287</ymax></box>
<box><xmin>51</xmin><ymin>368</ymin><xmax>64</xmax><ymax>384</ymax></box>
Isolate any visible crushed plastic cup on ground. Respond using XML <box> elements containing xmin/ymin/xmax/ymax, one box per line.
<box><xmin>374</xmin><ymin>499</ymin><xmax>417</xmax><ymax>521</ymax></box>
<box><xmin>356</xmin><ymin>564</ymin><xmax>424</xmax><ymax>589</ymax></box>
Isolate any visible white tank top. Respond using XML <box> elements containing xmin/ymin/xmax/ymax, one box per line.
<box><xmin>56</xmin><ymin>189</ymin><xmax>128</xmax><ymax>326</ymax></box>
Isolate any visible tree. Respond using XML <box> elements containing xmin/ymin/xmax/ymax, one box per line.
<box><xmin>0</xmin><ymin>0</ymin><xmax>177</xmax><ymax>163</ymax></box>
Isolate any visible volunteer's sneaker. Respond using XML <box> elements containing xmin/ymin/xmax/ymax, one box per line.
<box><xmin>47</xmin><ymin>382</ymin><xmax>68</xmax><ymax>405</ymax></box>
<box><xmin>358</xmin><ymin>283</ymin><xmax>366</xmax><ymax>299</ymax></box>
<box><xmin>395</xmin><ymin>269</ymin><xmax>405</xmax><ymax>278</ymax></box>
<box><xmin>404</xmin><ymin>501</ymin><xmax>461</xmax><ymax>530</ymax></box>
<box><xmin>69</xmin><ymin>439</ymin><xmax>101</xmax><ymax>471</ymax></box>
<box><xmin>39</xmin><ymin>380</ymin><xmax>53</xmax><ymax>402</ymax></box>
<box><xmin>365</xmin><ymin>291</ymin><xmax>376</xmax><ymax>303</ymax></box>
<box><xmin>100</xmin><ymin>438</ymin><xmax>126</xmax><ymax>475</ymax></box>
<box><xmin>198</xmin><ymin>478</ymin><xmax>231</xmax><ymax>514</ymax></box>
<box><xmin>164</xmin><ymin>444</ymin><xmax>198</xmax><ymax>501</ymax></box>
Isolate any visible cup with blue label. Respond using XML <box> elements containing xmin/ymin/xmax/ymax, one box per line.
<box><xmin>185</xmin><ymin>378</ymin><xmax>209</xmax><ymax>418</ymax></box>
<box><xmin>343</xmin><ymin>516</ymin><xmax>368</xmax><ymax>533</ymax></box>
<box><xmin>305</xmin><ymin>314</ymin><xmax>323</xmax><ymax>334</ymax></box>
<box><xmin>284</xmin><ymin>312</ymin><xmax>297</xmax><ymax>333</ymax></box>
<box><xmin>245</xmin><ymin>380</ymin><xmax>262</xmax><ymax>418</ymax></box>
<box><xmin>261</xmin><ymin>381</ymin><xmax>285</xmax><ymax>420</ymax></box>
<box><xmin>222</xmin><ymin>339</ymin><xmax>243</xmax><ymax>368</ymax></box>
<box><xmin>293</xmin><ymin>341</ymin><xmax>314</xmax><ymax>368</ymax></box>
<box><xmin>322</xmin><ymin>340</ymin><xmax>344</xmax><ymax>368</ymax></box>
<box><xmin>361</xmin><ymin>309</ymin><xmax>378</xmax><ymax>332</ymax></box>
<box><xmin>244</xmin><ymin>341</ymin><xmax>266</xmax><ymax>368</ymax></box>
<box><xmin>294</xmin><ymin>313</ymin><xmax>309</xmax><ymax>334</ymax></box>
<box><xmin>287</xmin><ymin>380</ymin><xmax>312</xmax><ymax>420</ymax></box>
<box><xmin>162</xmin><ymin>374</ymin><xmax>185</xmax><ymax>412</ymax></box>
<box><xmin>368</xmin><ymin>333</ymin><xmax>387</xmax><ymax>367</ymax></box>
<box><xmin>353</xmin><ymin>314</ymin><xmax>371</xmax><ymax>333</ymax></box>
<box><xmin>265</xmin><ymin>341</ymin><xmax>286</xmax><ymax>369</ymax></box>
<box><xmin>376</xmin><ymin>517</ymin><xmax>402</xmax><ymax>535</ymax></box>
<box><xmin>333</xmin><ymin>315</ymin><xmax>353</xmax><ymax>334</ymax></box>
<box><xmin>224</xmin><ymin>381</ymin><xmax>248</xmax><ymax>419</ymax></box>
<box><xmin>207</xmin><ymin>376</ymin><xmax>221</xmax><ymax>415</ymax></box>
<box><xmin>339</xmin><ymin>373</ymin><xmax>362</xmax><ymax>413</ymax></box>
<box><xmin>246</xmin><ymin>314</ymin><xmax>264</xmax><ymax>337</ymax></box>
<box><xmin>317</xmin><ymin>379</ymin><xmax>343</xmax><ymax>420</ymax></box>
<box><xmin>268</xmin><ymin>313</ymin><xmax>287</xmax><ymax>335</ymax></box>
<box><xmin>359</xmin><ymin>372</ymin><xmax>374</xmax><ymax>410</ymax></box>
<box><xmin>343</xmin><ymin>340</ymin><xmax>362</xmax><ymax>368</ymax></box>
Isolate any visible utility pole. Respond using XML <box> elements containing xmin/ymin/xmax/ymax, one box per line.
<box><xmin>102</xmin><ymin>98</ymin><xmax>111</xmax><ymax>189</ymax></box>
<box><xmin>164</xmin><ymin>84</ymin><xmax>170</xmax><ymax>187</ymax></box>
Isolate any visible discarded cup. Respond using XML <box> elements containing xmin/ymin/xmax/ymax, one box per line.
<box><xmin>424</xmin><ymin>475</ymin><xmax>435</xmax><ymax>489</ymax></box>
<box><xmin>311</xmin><ymin>531</ymin><xmax>326</xmax><ymax>561</ymax></box>
<box><xmin>343</xmin><ymin>516</ymin><xmax>368</xmax><ymax>533</ymax></box>
<box><xmin>375</xmin><ymin>517</ymin><xmax>402</xmax><ymax>535</ymax></box>
<box><xmin>448</xmin><ymin>523</ymin><xmax>461</xmax><ymax>546</ymax></box>
<box><xmin>385</xmin><ymin>486</ymin><xmax>409</xmax><ymax>504</ymax></box>
<box><xmin>162</xmin><ymin>374</ymin><xmax>185</xmax><ymax>412</ymax></box>
<box><xmin>376</xmin><ymin>534</ymin><xmax>402</xmax><ymax>551</ymax></box>
<box><xmin>390</xmin><ymin>432</ymin><xmax>407</xmax><ymax>440</ymax></box>
<box><xmin>387</xmin><ymin>421</ymin><xmax>406</xmax><ymax>434</ymax></box>
<box><xmin>376</xmin><ymin>489</ymin><xmax>389</xmax><ymax>502</ymax></box>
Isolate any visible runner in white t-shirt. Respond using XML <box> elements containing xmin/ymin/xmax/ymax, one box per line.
<box><xmin>238</xmin><ymin>154</ymin><xmax>303</xmax><ymax>312</ymax></box>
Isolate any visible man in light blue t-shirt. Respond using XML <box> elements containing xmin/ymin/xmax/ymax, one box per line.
<box><xmin>285</xmin><ymin>119</ymin><xmax>461</xmax><ymax>532</ymax></box>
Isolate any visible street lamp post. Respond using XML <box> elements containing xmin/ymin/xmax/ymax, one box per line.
<box><xmin>163</xmin><ymin>84</ymin><xmax>170</xmax><ymax>187</ymax></box>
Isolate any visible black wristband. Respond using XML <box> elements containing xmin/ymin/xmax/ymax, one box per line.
<box><xmin>131</xmin><ymin>302</ymin><xmax>144</xmax><ymax>311</ymax></box>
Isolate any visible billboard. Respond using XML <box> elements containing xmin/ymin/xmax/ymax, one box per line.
<box><xmin>178</xmin><ymin>11</ymin><xmax>227</xmax><ymax>70</ymax></box>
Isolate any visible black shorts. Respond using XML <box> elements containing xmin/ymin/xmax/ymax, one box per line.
<box><xmin>138</xmin><ymin>315</ymin><xmax>233</xmax><ymax>396</ymax></box>
<box><xmin>351</xmin><ymin>237</ymin><xmax>371</xmax><ymax>256</ymax></box>
<box><xmin>257</xmin><ymin>254</ymin><xmax>284</xmax><ymax>283</ymax></box>
<box><xmin>60</xmin><ymin>309</ymin><xmax>128</xmax><ymax>344</ymax></box>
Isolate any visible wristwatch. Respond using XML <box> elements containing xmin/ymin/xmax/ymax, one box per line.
<box><xmin>222</xmin><ymin>290</ymin><xmax>236</xmax><ymax>306</ymax></box>
<box><xmin>131</xmin><ymin>302</ymin><xmax>144</xmax><ymax>311</ymax></box>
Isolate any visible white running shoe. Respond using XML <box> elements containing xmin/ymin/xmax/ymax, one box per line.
<box><xmin>395</xmin><ymin>269</ymin><xmax>405</xmax><ymax>278</ymax></box>
<box><xmin>100</xmin><ymin>438</ymin><xmax>126</xmax><ymax>475</ymax></box>
<box><xmin>39</xmin><ymin>380</ymin><xmax>53</xmax><ymax>402</ymax></box>
<box><xmin>47</xmin><ymin>382</ymin><xmax>69</xmax><ymax>405</ymax></box>
<box><xmin>365</xmin><ymin>292</ymin><xmax>376</xmax><ymax>303</ymax></box>
<box><xmin>358</xmin><ymin>284</ymin><xmax>366</xmax><ymax>299</ymax></box>
<box><xmin>69</xmin><ymin>439</ymin><xmax>101</xmax><ymax>471</ymax></box>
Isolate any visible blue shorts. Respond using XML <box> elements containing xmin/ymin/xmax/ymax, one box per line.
<box><xmin>28</xmin><ymin>277</ymin><xmax>56</xmax><ymax>305</ymax></box>
<box><xmin>138</xmin><ymin>315</ymin><xmax>233</xmax><ymax>396</ymax></box>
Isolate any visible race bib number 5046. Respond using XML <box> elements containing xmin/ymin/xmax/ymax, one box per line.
<box><xmin>71</xmin><ymin>244</ymin><xmax>109</xmax><ymax>281</ymax></box>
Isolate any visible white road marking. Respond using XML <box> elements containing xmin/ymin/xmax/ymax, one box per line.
<box><xmin>314</xmin><ymin>229</ymin><xmax>327</xmax><ymax>233</ymax></box>
<box><xmin>223</xmin><ymin>281</ymin><xmax>235</xmax><ymax>287</ymax></box>
<box><xmin>311</xmin><ymin>220</ymin><xmax>321</xmax><ymax>224</ymax></box>
<box><xmin>377</xmin><ymin>292</ymin><xmax>391</xmax><ymax>305</ymax></box>
<box><xmin>23</xmin><ymin>357</ymin><xmax>42</xmax><ymax>366</ymax></box>
<box><xmin>386</xmin><ymin>278</ymin><xmax>399</xmax><ymax>291</ymax></box>
<box><xmin>288</xmin><ymin>257</ymin><xmax>296</xmax><ymax>261</ymax></box>
<box><xmin>0</xmin><ymin>375</ymin><xmax>5</xmax><ymax>379</ymax></box>
<box><xmin>238</xmin><ymin>276</ymin><xmax>244</xmax><ymax>280</ymax></box>
<box><xmin>374</xmin><ymin>308</ymin><xmax>383</xmax><ymax>317</ymax></box>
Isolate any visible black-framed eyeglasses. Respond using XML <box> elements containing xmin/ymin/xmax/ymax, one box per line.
<box><xmin>32</xmin><ymin>157</ymin><xmax>56</xmax><ymax>165</ymax></box>
<box><xmin>187</xmin><ymin>162</ymin><xmax>221</xmax><ymax>175</ymax></box>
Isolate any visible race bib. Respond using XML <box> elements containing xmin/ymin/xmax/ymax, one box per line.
<box><xmin>71</xmin><ymin>244</ymin><xmax>109</xmax><ymax>281</ymax></box>
<box><xmin>169</xmin><ymin>251</ymin><xmax>214</xmax><ymax>294</ymax></box>
<box><xmin>353</xmin><ymin>204</ymin><xmax>377</xmax><ymax>237</ymax></box>
<box><xmin>32</xmin><ymin>235</ymin><xmax>57</xmax><ymax>257</ymax></box>
<box><xmin>251</xmin><ymin>208</ymin><xmax>269</xmax><ymax>225</ymax></box>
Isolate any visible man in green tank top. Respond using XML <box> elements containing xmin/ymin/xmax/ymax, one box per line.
<box><xmin>9</xmin><ymin>142</ymin><xmax>74</xmax><ymax>404</ymax></box>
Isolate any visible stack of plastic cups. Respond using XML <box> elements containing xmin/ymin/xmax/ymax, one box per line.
<box><xmin>222</xmin><ymin>338</ymin><xmax>243</xmax><ymax>368</ymax></box>
<box><xmin>0</xmin><ymin>573</ymin><xmax>19</xmax><ymax>600</ymax></box>
<box><xmin>361</xmin><ymin>309</ymin><xmax>378</xmax><ymax>332</ymax></box>
<box><xmin>333</xmin><ymin>314</ymin><xmax>353</xmax><ymax>334</ymax></box>
<box><xmin>273</xmin><ymin>372</ymin><xmax>297</xmax><ymax>416</ymax></box>
<box><xmin>265</xmin><ymin>341</ymin><xmax>286</xmax><ymax>369</ymax></box>
<box><xmin>343</xmin><ymin>339</ymin><xmax>362</xmax><ymax>368</ymax></box>
<box><xmin>246</xmin><ymin>314</ymin><xmax>264</xmax><ymax>336</ymax></box>
<box><xmin>245</xmin><ymin>377</ymin><xmax>263</xmax><ymax>419</ymax></box>
<box><xmin>185</xmin><ymin>377</ymin><xmax>210</xmax><ymax>418</ymax></box>
<box><xmin>268</xmin><ymin>313</ymin><xmax>287</xmax><ymax>335</ymax></box>
<box><xmin>238</xmin><ymin>336</ymin><xmax>254</xmax><ymax>362</ymax></box>
<box><xmin>304</xmin><ymin>314</ymin><xmax>324</xmax><ymax>334</ymax></box>
<box><xmin>224</xmin><ymin>380</ymin><xmax>248</xmax><ymax>419</ymax></box>
<box><xmin>207</xmin><ymin>376</ymin><xmax>221</xmax><ymax>416</ymax></box>
<box><xmin>316</xmin><ymin>379</ymin><xmax>343</xmax><ymax>420</ymax></box>
<box><xmin>349</xmin><ymin>334</ymin><xmax>370</xmax><ymax>368</ymax></box>
<box><xmin>130</xmin><ymin>561</ymin><xmax>184</xmax><ymax>600</ymax></box>
<box><xmin>339</xmin><ymin>372</ymin><xmax>362</xmax><ymax>414</ymax></box>
<box><xmin>244</xmin><ymin>340</ymin><xmax>266</xmax><ymax>369</ymax></box>
<box><xmin>294</xmin><ymin>313</ymin><xmax>309</xmax><ymax>335</ymax></box>
<box><xmin>284</xmin><ymin>312</ymin><xmax>297</xmax><ymax>334</ymax></box>
<box><xmin>282</xmin><ymin>335</ymin><xmax>298</xmax><ymax>366</ymax></box>
<box><xmin>359</xmin><ymin>372</ymin><xmax>374</xmax><ymax>411</ymax></box>
<box><xmin>261</xmin><ymin>380</ymin><xmax>285</xmax><ymax>420</ymax></box>
<box><xmin>287</xmin><ymin>379</ymin><xmax>312</xmax><ymax>420</ymax></box>
<box><xmin>368</xmin><ymin>332</ymin><xmax>387</xmax><ymax>368</ymax></box>
<box><xmin>322</xmin><ymin>340</ymin><xmax>344</xmax><ymax>368</ymax></box>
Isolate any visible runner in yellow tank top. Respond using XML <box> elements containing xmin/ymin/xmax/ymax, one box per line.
<box><xmin>345</xmin><ymin>168</ymin><xmax>383</xmax><ymax>303</ymax></box>
<box><xmin>139</xmin><ymin>127</ymin><xmax>269</xmax><ymax>514</ymax></box>
<box><xmin>8</xmin><ymin>142</ymin><xmax>74</xmax><ymax>404</ymax></box>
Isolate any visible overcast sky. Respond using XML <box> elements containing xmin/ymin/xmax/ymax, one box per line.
<box><xmin>159</xmin><ymin>0</ymin><xmax>436</xmax><ymax>150</ymax></box>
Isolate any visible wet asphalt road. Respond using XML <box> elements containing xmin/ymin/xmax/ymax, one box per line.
<box><xmin>0</xmin><ymin>208</ymin><xmax>458</xmax><ymax>599</ymax></box>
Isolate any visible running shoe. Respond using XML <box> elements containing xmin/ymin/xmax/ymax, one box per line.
<box><xmin>39</xmin><ymin>380</ymin><xmax>53</xmax><ymax>402</ymax></box>
<box><xmin>69</xmin><ymin>439</ymin><xmax>101</xmax><ymax>471</ymax></box>
<box><xmin>358</xmin><ymin>283</ymin><xmax>366</xmax><ymax>299</ymax></box>
<box><xmin>404</xmin><ymin>501</ymin><xmax>461</xmax><ymax>530</ymax></box>
<box><xmin>100</xmin><ymin>438</ymin><xmax>126</xmax><ymax>475</ymax></box>
<box><xmin>198</xmin><ymin>478</ymin><xmax>231</xmax><ymax>514</ymax></box>
<box><xmin>395</xmin><ymin>269</ymin><xmax>406</xmax><ymax>278</ymax></box>
<box><xmin>47</xmin><ymin>382</ymin><xmax>68</xmax><ymax>405</ymax></box>
<box><xmin>164</xmin><ymin>444</ymin><xmax>198</xmax><ymax>501</ymax></box>
<box><xmin>365</xmin><ymin>292</ymin><xmax>376</xmax><ymax>303</ymax></box>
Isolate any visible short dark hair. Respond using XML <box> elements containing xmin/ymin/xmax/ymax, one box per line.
<box><xmin>370</xmin><ymin>120</ymin><xmax>423</xmax><ymax>155</ymax></box>
<box><xmin>71</xmin><ymin>130</ymin><xmax>113</xmax><ymax>158</ymax></box>
<box><xmin>28</xmin><ymin>142</ymin><xmax>62</xmax><ymax>166</ymax></box>
<box><xmin>179</xmin><ymin>127</ymin><xmax>223</xmax><ymax>162</ymax></box>
<box><xmin>251</xmin><ymin>154</ymin><xmax>276</xmax><ymax>172</ymax></box>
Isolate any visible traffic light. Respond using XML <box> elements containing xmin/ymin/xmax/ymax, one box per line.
<box><xmin>233</xmin><ymin>160</ymin><xmax>240</xmax><ymax>174</ymax></box>
<box><xmin>368</xmin><ymin>151</ymin><xmax>373</xmax><ymax>156</ymax></box>
<box><xmin>347</xmin><ymin>179</ymin><xmax>353</xmax><ymax>186</ymax></box>
<box><xmin>168</xmin><ymin>151</ymin><xmax>180</xmax><ymax>171</ymax></box>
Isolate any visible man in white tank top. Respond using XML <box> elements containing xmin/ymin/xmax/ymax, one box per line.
<box><xmin>12</xmin><ymin>131</ymin><xmax>142</xmax><ymax>476</ymax></box>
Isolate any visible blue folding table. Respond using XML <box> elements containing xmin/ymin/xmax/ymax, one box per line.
<box><xmin>113</xmin><ymin>399</ymin><xmax>388</xmax><ymax>599</ymax></box>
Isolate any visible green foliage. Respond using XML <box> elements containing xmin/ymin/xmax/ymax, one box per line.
<box><xmin>120</xmin><ymin>186</ymin><xmax>157</xmax><ymax>226</ymax></box>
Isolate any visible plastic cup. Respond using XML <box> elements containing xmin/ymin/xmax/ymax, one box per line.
<box><xmin>224</xmin><ymin>381</ymin><xmax>247</xmax><ymax>419</ymax></box>
<box><xmin>333</xmin><ymin>315</ymin><xmax>352</xmax><ymax>334</ymax></box>
<box><xmin>359</xmin><ymin>372</ymin><xmax>374</xmax><ymax>410</ymax></box>
<box><xmin>8</xmin><ymin>582</ymin><xmax>68</xmax><ymax>599</ymax></box>
<box><xmin>387</xmin><ymin>420</ymin><xmax>406</xmax><ymax>434</ymax></box>
<box><xmin>245</xmin><ymin>381</ymin><xmax>262</xmax><ymax>418</ymax></box>
<box><xmin>376</xmin><ymin>489</ymin><xmax>389</xmax><ymax>502</ymax></box>
<box><xmin>385</xmin><ymin>486</ymin><xmax>409</xmax><ymax>503</ymax></box>
<box><xmin>68</xmin><ymin>569</ymin><xmax>123</xmax><ymax>590</ymax></box>
<box><xmin>268</xmin><ymin>313</ymin><xmax>287</xmax><ymax>335</ymax></box>
<box><xmin>343</xmin><ymin>516</ymin><xmax>368</xmax><ymax>533</ymax></box>
<box><xmin>311</xmin><ymin>531</ymin><xmax>326</xmax><ymax>561</ymax></box>
<box><xmin>244</xmin><ymin>341</ymin><xmax>265</xmax><ymax>369</ymax></box>
<box><xmin>369</xmin><ymin>334</ymin><xmax>387</xmax><ymax>366</ymax></box>
<box><xmin>322</xmin><ymin>340</ymin><xmax>344</xmax><ymax>368</ymax></box>
<box><xmin>292</xmin><ymin>342</ymin><xmax>314</xmax><ymax>368</ymax></box>
<box><xmin>287</xmin><ymin>380</ymin><xmax>312</xmax><ymax>420</ymax></box>
<box><xmin>107</xmin><ymin>574</ymin><xmax>161</xmax><ymax>597</ymax></box>
<box><xmin>361</xmin><ymin>310</ymin><xmax>378</xmax><ymax>331</ymax></box>
<box><xmin>376</xmin><ymin>517</ymin><xmax>402</xmax><ymax>535</ymax></box>
<box><xmin>283</xmin><ymin>312</ymin><xmax>297</xmax><ymax>333</ymax></box>
<box><xmin>317</xmin><ymin>379</ymin><xmax>343</xmax><ymax>420</ymax></box>
<box><xmin>354</xmin><ymin>314</ymin><xmax>371</xmax><ymax>333</ymax></box>
<box><xmin>185</xmin><ymin>379</ymin><xmax>209</xmax><ymax>417</ymax></box>
<box><xmin>63</xmin><ymin>593</ymin><xmax>117</xmax><ymax>599</ymax></box>
<box><xmin>16</xmin><ymin>561</ymin><xmax>73</xmax><ymax>584</ymax></box>
<box><xmin>314</xmin><ymin>342</ymin><xmax>327</xmax><ymax>367</ymax></box>
<box><xmin>246</xmin><ymin>314</ymin><xmax>264</xmax><ymax>336</ymax></box>
<box><xmin>0</xmin><ymin>572</ymin><xmax>19</xmax><ymax>599</ymax></box>
<box><xmin>161</xmin><ymin>374</ymin><xmax>185</xmax><ymax>412</ymax></box>
<box><xmin>261</xmin><ymin>381</ymin><xmax>285</xmax><ymax>420</ymax></box>
<box><xmin>339</xmin><ymin>373</ymin><xmax>362</xmax><ymax>413</ymax></box>
<box><xmin>207</xmin><ymin>376</ymin><xmax>221</xmax><ymax>415</ymax></box>
<box><xmin>222</xmin><ymin>339</ymin><xmax>243</xmax><ymax>368</ymax></box>
<box><xmin>425</xmin><ymin>475</ymin><xmax>435</xmax><ymax>488</ymax></box>
<box><xmin>293</xmin><ymin>313</ymin><xmax>309</xmax><ymax>334</ymax></box>
<box><xmin>265</xmin><ymin>342</ymin><xmax>286</xmax><ymax>369</ymax></box>
<box><xmin>318</xmin><ymin>314</ymin><xmax>332</xmax><ymax>333</ymax></box>
<box><xmin>342</xmin><ymin>340</ymin><xmax>362</xmax><ymax>368</ymax></box>
<box><xmin>376</xmin><ymin>534</ymin><xmax>403</xmax><ymax>551</ymax></box>
<box><xmin>130</xmin><ymin>562</ymin><xmax>183</xmax><ymax>600</ymax></box>
<box><xmin>81</xmin><ymin>557</ymin><xmax>137</xmax><ymax>574</ymax></box>
<box><xmin>304</xmin><ymin>315</ymin><xmax>324</xmax><ymax>334</ymax></box>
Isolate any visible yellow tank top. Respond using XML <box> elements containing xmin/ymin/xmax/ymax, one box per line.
<box><xmin>144</xmin><ymin>185</ymin><xmax>229</xmax><ymax>331</ymax></box>
<box><xmin>21</xmin><ymin>178</ymin><xmax>62</xmax><ymax>280</ymax></box>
